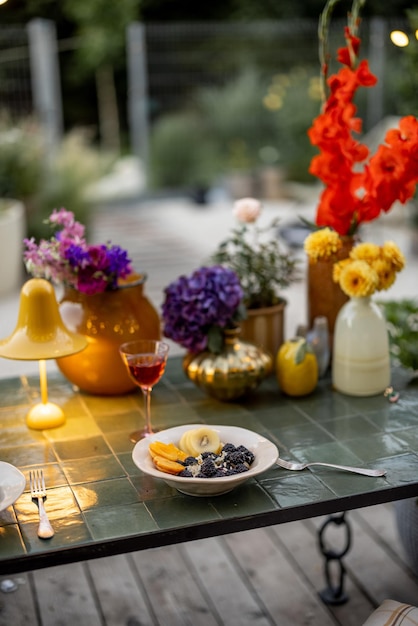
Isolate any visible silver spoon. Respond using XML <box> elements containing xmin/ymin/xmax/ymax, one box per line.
<box><xmin>276</xmin><ymin>457</ymin><xmax>386</xmax><ymax>477</ymax></box>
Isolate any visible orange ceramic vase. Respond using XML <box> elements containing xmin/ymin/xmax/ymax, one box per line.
<box><xmin>307</xmin><ymin>237</ymin><xmax>355</xmax><ymax>346</ymax></box>
<box><xmin>56</xmin><ymin>274</ymin><xmax>161</xmax><ymax>395</ymax></box>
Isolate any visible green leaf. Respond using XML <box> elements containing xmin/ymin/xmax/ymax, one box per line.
<box><xmin>207</xmin><ymin>326</ymin><xmax>224</xmax><ymax>354</ymax></box>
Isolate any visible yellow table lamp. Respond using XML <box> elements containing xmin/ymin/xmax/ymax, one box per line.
<box><xmin>0</xmin><ymin>278</ymin><xmax>87</xmax><ymax>430</ymax></box>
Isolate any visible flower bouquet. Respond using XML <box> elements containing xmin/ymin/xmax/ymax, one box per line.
<box><xmin>309</xmin><ymin>0</ymin><xmax>418</xmax><ymax>237</ymax></box>
<box><xmin>23</xmin><ymin>208</ymin><xmax>133</xmax><ymax>295</ymax></box>
<box><xmin>304</xmin><ymin>0</ymin><xmax>418</xmax><ymax>338</ymax></box>
<box><xmin>331</xmin><ymin>239</ymin><xmax>405</xmax><ymax>397</ymax></box>
<box><xmin>161</xmin><ymin>265</ymin><xmax>245</xmax><ymax>354</ymax></box>
<box><xmin>332</xmin><ymin>240</ymin><xmax>405</xmax><ymax>298</ymax></box>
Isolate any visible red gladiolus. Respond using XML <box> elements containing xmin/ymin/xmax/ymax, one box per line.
<box><xmin>308</xmin><ymin>28</ymin><xmax>418</xmax><ymax>236</ymax></box>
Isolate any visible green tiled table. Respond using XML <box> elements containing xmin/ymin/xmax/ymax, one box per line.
<box><xmin>1</xmin><ymin>357</ymin><xmax>418</xmax><ymax>576</ymax></box>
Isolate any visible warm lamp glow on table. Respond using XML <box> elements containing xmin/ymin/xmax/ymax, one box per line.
<box><xmin>0</xmin><ymin>278</ymin><xmax>87</xmax><ymax>429</ymax></box>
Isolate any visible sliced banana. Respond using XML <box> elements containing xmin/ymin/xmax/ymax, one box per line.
<box><xmin>187</xmin><ymin>427</ymin><xmax>221</xmax><ymax>456</ymax></box>
<box><xmin>179</xmin><ymin>430</ymin><xmax>193</xmax><ymax>455</ymax></box>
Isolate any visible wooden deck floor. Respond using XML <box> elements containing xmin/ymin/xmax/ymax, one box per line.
<box><xmin>1</xmin><ymin>501</ymin><xmax>418</xmax><ymax>626</ymax></box>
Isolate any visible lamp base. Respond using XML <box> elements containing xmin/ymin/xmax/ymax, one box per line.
<box><xmin>26</xmin><ymin>402</ymin><xmax>66</xmax><ymax>430</ymax></box>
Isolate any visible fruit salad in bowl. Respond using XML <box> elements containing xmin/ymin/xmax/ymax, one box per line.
<box><xmin>132</xmin><ymin>424</ymin><xmax>279</xmax><ymax>496</ymax></box>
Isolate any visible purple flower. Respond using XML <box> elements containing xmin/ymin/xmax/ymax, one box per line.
<box><xmin>23</xmin><ymin>209</ymin><xmax>133</xmax><ymax>294</ymax></box>
<box><xmin>162</xmin><ymin>265</ymin><xmax>244</xmax><ymax>353</ymax></box>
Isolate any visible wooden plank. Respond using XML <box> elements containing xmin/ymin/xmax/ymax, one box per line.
<box><xmin>181</xmin><ymin>535</ymin><xmax>273</xmax><ymax>626</ymax></box>
<box><xmin>31</xmin><ymin>562</ymin><xmax>102</xmax><ymax>626</ymax></box>
<box><xmin>353</xmin><ymin>502</ymin><xmax>415</xmax><ymax>571</ymax></box>
<box><xmin>130</xmin><ymin>544</ymin><xmax>219</xmax><ymax>626</ymax></box>
<box><xmin>0</xmin><ymin>573</ymin><xmax>37</xmax><ymax>626</ymax></box>
<box><xmin>87</xmin><ymin>554</ymin><xmax>155</xmax><ymax>626</ymax></box>
<box><xmin>270</xmin><ymin>518</ymin><xmax>376</xmax><ymax>626</ymax></box>
<box><xmin>309</xmin><ymin>505</ymin><xmax>418</xmax><ymax>607</ymax></box>
<box><xmin>224</xmin><ymin>527</ymin><xmax>337</xmax><ymax>626</ymax></box>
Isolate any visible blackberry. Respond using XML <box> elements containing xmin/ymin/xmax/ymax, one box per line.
<box><xmin>183</xmin><ymin>456</ymin><xmax>198</xmax><ymax>465</ymax></box>
<box><xmin>224</xmin><ymin>450</ymin><xmax>247</xmax><ymax>466</ymax></box>
<box><xmin>236</xmin><ymin>445</ymin><xmax>255</xmax><ymax>465</ymax></box>
<box><xmin>222</xmin><ymin>443</ymin><xmax>236</xmax><ymax>454</ymax></box>
<box><xmin>234</xmin><ymin>463</ymin><xmax>249</xmax><ymax>473</ymax></box>
<box><xmin>198</xmin><ymin>459</ymin><xmax>218</xmax><ymax>478</ymax></box>
<box><xmin>179</xmin><ymin>469</ymin><xmax>193</xmax><ymax>477</ymax></box>
<box><xmin>201</xmin><ymin>451</ymin><xmax>217</xmax><ymax>460</ymax></box>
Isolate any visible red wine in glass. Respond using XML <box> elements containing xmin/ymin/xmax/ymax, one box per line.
<box><xmin>128</xmin><ymin>355</ymin><xmax>167</xmax><ymax>388</ymax></box>
<box><xmin>119</xmin><ymin>340</ymin><xmax>169</xmax><ymax>443</ymax></box>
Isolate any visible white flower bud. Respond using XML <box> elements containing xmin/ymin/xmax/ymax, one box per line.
<box><xmin>233</xmin><ymin>198</ymin><xmax>262</xmax><ymax>224</ymax></box>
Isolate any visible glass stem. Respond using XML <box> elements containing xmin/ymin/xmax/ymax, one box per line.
<box><xmin>142</xmin><ymin>387</ymin><xmax>153</xmax><ymax>435</ymax></box>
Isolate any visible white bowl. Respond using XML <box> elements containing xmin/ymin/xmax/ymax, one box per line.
<box><xmin>132</xmin><ymin>424</ymin><xmax>279</xmax><ymax>497</ymax></box>
<box><xmin>0</xmin><ymin>462</ymin><xmax>26</xmax><ymax>512</ymax></box>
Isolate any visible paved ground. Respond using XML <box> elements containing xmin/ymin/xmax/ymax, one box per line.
<box><xmin>0</xmin><ymin>189</ymin><xmax>416</xmax><ymax>379</ymax></box>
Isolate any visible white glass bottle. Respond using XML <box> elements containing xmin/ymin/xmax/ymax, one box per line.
<box><xmin>332</xmin><ymin>296</ymin><xmax>390</xmax><ymax>396</ymax></box>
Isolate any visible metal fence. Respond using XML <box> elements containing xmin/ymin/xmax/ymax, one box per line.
<box><xmin>0</xmin><ymin>25</ymin><xmax>32</xmax><ymax>120</ymax></box>
<box><xmin>0</xmin><ymin>18</ymin><xmax>412</xmax><ymax>151</ymax></box>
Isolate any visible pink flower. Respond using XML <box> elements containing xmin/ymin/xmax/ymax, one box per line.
<box><xmin>233</xmin><ymin>198</ymin><xmax>262</xmax><ymax>224</ymax></box>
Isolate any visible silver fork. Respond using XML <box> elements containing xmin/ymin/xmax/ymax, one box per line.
<box><xmin>29</xmin><ymin>469</ymin><xmax>54</xmax><ymax>539</ymax></box>
<box><xmin>275</xmin><ymin>457</ymin><xmax>386</xmax><ymax>477</ymax></box>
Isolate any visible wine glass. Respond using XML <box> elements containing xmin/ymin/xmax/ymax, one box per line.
<box><xmin>119</xmin><ymin>339</ymin><xmax>169</xmax><ymax>443</ymax></box>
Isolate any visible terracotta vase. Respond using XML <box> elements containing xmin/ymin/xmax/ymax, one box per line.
<box><xmin>332</xmin><ymin>296</ymin><xmax>390</xmax><ymax>396</ymax></box>
<box><xmin>56</xmin><ymin>273</ymin><xmax>161</xmax><ymax>395</ymax></box>
<box><xmin>239</xmin><ymin>300</ymin><xmax>286</xmax><ymax>363</ymax></box>
<box><xmin>183</xmin><ymin>327</ymin><xmax>272</xmax><ymax>401</ymax></box>
<box><xmin>307</xmin><ymin>237</ymin><xmax>355</xmax><ymax>345</ymax></box>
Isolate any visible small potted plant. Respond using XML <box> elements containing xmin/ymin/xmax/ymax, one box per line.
<box><xmin>210</xmin><ymin>197</ymin><xmax>299</xmax><ymax>358</ymax></box>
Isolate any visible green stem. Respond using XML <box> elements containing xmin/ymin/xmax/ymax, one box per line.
<box><xmin>318</xmin><ymin>0</ymin><xmax>367</xmax><ymax>104</ymax></box>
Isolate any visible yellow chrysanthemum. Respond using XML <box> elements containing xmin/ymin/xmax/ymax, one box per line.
<box><xmin>350</xmin><ymin>242</ymin><xmax>380</xmax><ymax>263</ymax></box>
<box><xmin>304</xmin><ymin>228</ymin><xmax>342</xmax><ymax>262</ymax></box>
<box><xmin>371</xmin><ymin>258</ymin><xmax>397</xmax><ymax>291</ymax></box>
<box><xmin>381</xmin><ymin>241</ymin><xmax>406</xmax><ymax>272</ymax></box>
<box><xmin>338</xmin><ymin>260</ymin><xmax>379</xmax><ymax>298</ymax></box>
<box><xmin>332</xmin><ymin>258</ymin><xmax>351</xmax><ymax>283</ymax></box>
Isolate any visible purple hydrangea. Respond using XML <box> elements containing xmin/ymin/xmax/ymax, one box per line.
<box><xmin>23</xmin><ymin>208</ymin><xmax>133</xmax><ymax>295</ymax></box>
<box><xmin>162</xmin><ymin>265</ymin><xmax>244</xmax><ymax>353</ymax></box>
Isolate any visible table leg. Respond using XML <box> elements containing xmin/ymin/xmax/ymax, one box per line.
<box><xmin>317</xmin><ymin>512</ymin><xmax>352</xmax><ymax>605</ymax></box>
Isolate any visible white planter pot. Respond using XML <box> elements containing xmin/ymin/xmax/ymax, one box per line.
<box><xmin>0</xmin><ymin>199</ymin><xmax>26</xmax><ymax>296</ymax></box>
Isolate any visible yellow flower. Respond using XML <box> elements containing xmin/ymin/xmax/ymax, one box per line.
<box><xmin>381</xmin><ymin>241</ymin><xmax>405</xmax><ymax>272</ymax></box>
<box><xmin>332</xmin><ymin>258</ymin><xmax>351</xmax><ymax>283</ymax></box>
<box><xmin>337</xmin><ymin>260</ymin><xmax>379</xmax><ymax>297</ymax></box>
<box><xmin>350</xmin><ymin>242</ymin><xmax>380</xmax><ymax>263</ymax></box>
<box><xmin>304</xmin><ymin>228</ymin><xmax>342</xmax><ymax>262</ymax></box>
<box><xmin>371</xmin><ymin>258</ymin><xmax>397</xmax><ymax>291</ymax></box>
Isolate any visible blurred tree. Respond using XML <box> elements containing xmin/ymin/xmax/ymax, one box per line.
<box><xmin>61</xmin><ymin>0</ymin><xmax>141</xmax><ymax>153</ymax></box>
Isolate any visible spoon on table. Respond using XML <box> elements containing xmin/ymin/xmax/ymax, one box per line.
<box><xmin>275</xmin><ymin>457</ymin><xmax>386</xmax><ymax>477</ymax></box>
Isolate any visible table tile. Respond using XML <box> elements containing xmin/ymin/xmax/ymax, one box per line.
<box><xmin>84</xmin><ymin>502</ymin><xmax>158</xmax><ymax>540</ymax></box>
<box><xmin>263</xmin><ymin>474</ymin><xmax>335</xmax><ymax>507</ymax></box>
<box><xmin>63</xmin><ymin>455</ymin><xmax>126</xmax><ymax>484</ymax></box>
<box><xmin>146</xmin><ymin>496</ymin><xmax>220</xmax><ymax>529</ymax></box>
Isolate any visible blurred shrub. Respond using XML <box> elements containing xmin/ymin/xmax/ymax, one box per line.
<box><xmin>149</xmin><ymin>111</ymin><xmax>221</xmax><ymax>190</ymax></box>
<box><xmin>0</xmin><ymin>114</ymin><xmax>113</xmax><ymax>239</ymax></box>
<box><xmin>381</xmin><ymin>299</ymin><xmax>418</xmax><ymax>371</ymax></box>
<box><xmin>149</xmin><ymin>65</ymin><xmax>321</xmax><ymax>191</ymax></box>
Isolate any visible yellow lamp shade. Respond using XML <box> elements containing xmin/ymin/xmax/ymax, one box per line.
<box><xmin>0</xmin><ymin>278</ymin><xmax>87</xmax><ymax>360</ymax></box>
